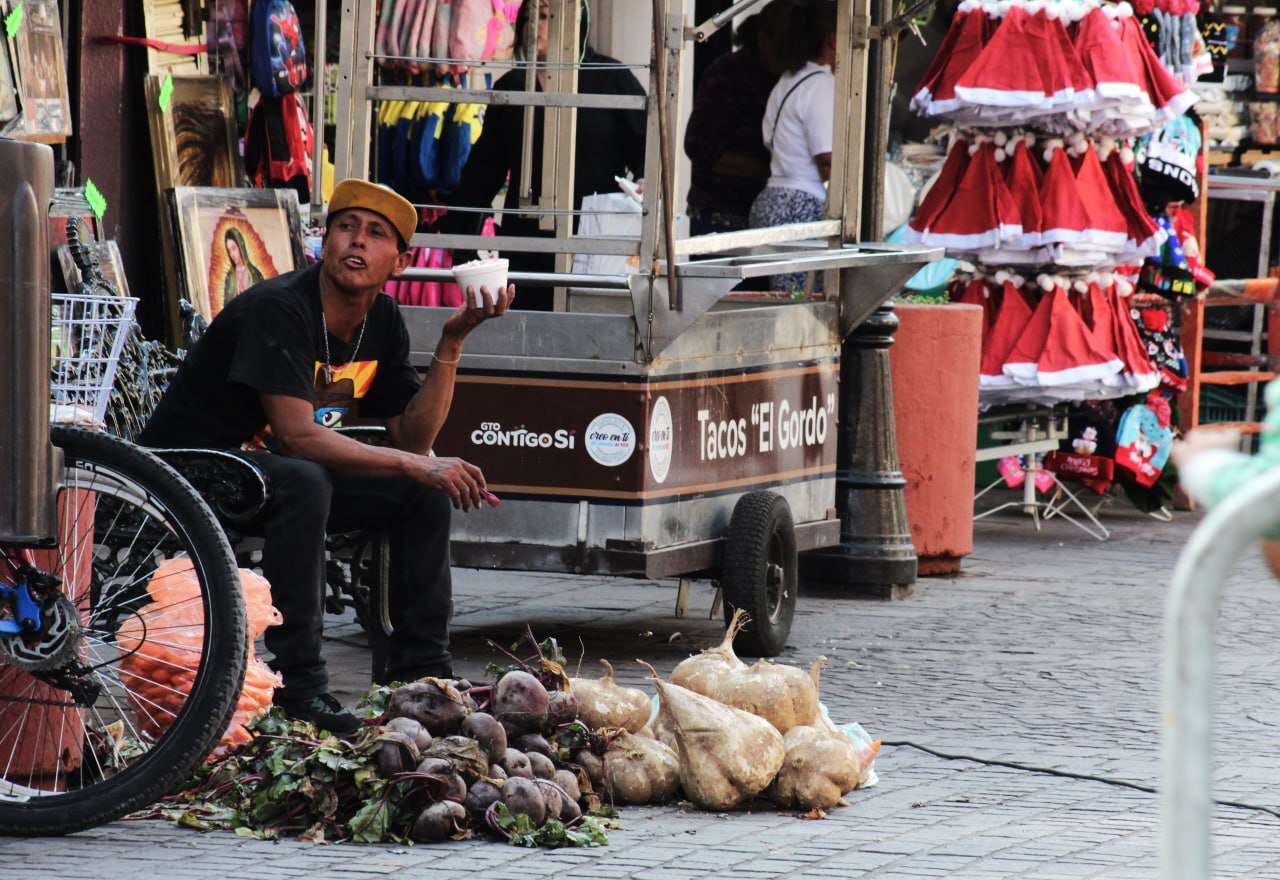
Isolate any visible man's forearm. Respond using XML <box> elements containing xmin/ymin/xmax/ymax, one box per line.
<box><xmin>394</xmin><ymin>334</ymin><xmax>463</xmax><ymax>454</ymax></box>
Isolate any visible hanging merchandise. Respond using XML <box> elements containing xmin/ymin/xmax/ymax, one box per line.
<box><xmin>963</xmin><ymin>271</ymin><xmax>1160</xmax><ymax>405</ymax></box>
<box><xmin>244</xmin><ymin>92</ymin><xmax>314</xmax><ymax>202</ymax></box>
<box><xmin>210</xmin><ymin>0</ymin><xmax>253</xmax><ymax>97</ymax></box>
<box><xmin>910</xmin><ymin>0</ymin><xmax>1197</xmax><ymax>136</ymax></box>
<box><xmin>906</xmin><ymin>133</ymin><xmax>1165</xmax><ymax>268</ymax></box>
<box><xmin>250</xmin><ymin>0</ymin><xmax>309</xmax><ymax>98</ymax></box>
<box><xmin>373</xmin><ymin>71</ymin><xmax>489</xmax><ymax>201</ymax></box>
<box><xmin>377</xmin><ymin>0</ymin><xmax>523</xmax><ymax>74</ymax></box>
<box><xmin>1114</xmin><ymin>389</ymin><xmax>1174</xmax><ymax>486</ymax></box>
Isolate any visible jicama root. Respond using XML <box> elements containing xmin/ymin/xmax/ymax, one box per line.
<box><xmin>768</xmin><ymin>658</ymin><xmax>879</xmax><ymax>809</ymax></box>
<box><xmin>668</xmin><ymin>609</ymin><xmax>749</xmax><ymax>694</ymax></box>
<box><xmin>640</xmin><ymin>660</ymin><xmax>784</xmax><ymax>811</ymax></box>
<box><xmin>602</xmin><ymin>730</ymin><xmax>680</xmax><ymax>805</ymax></box>
<box><xmin>570</xmin><ymin>660</ymin><xmax>651</xmax><ymax>733</ymax></box>
<box><xmin>709</xmin><ymin>658</ymin><xmax>819</xmax><ymax>734</ymax></box>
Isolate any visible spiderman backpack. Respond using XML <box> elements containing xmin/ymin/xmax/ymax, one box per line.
<box><xmin>251</xmin><ymin>0</ymin><xmax>309</xmax><ymax>98</ymax></box>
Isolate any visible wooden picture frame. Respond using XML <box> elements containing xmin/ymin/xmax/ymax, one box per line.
<box><xmin>168</xmin><ymin>186</ymin><xmax>306</xmax><ymax>323</ymax></box>
<box><xmin>144</xmin><ymin>74</ymin><xmax>241</xmax><ymax>191</ymax></box>
<box><xmin>6</xmin><ymin>0</ymin><xmax>70</xmax><ymax>138</ymax></box>
<box><xmin>0</xmin><ymin>3</ymin><xmax>21</xmax><ymax>129</ymax></box>
<box><xmin>57</xmin><ymin>240</ymin><xmax>129</xmax><ymax>298</ymax></box>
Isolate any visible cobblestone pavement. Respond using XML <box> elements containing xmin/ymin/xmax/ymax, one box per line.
<box><xmin>5</xmin><ymin>498</ymin><xmax>1280</xmax><ymax>879</ymax></box>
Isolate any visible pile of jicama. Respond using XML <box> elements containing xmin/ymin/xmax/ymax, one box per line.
<box><xmin>162</xmin><ymin>616</ymin><xmax>878</xmax><ymax>846</ymax></box>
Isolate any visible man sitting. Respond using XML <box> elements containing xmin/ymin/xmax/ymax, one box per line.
<box><xmin>141</xmin><ymin>180</ymin><xmax>513</xmax><ymax>734</ymax></box>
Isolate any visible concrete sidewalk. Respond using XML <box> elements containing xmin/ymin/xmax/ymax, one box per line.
<box><xmin>5</xmin><ymin>499</ymin><xmax>1280</xmax><ymax>879</ymax></box>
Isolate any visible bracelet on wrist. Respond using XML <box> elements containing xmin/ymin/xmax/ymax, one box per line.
<box><xmin>432</xmin><ymin>352</ymin><xmax>461</xmax><ymax>365</ymax></box>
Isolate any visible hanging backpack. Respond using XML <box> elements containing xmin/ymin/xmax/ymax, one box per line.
<box><xmin>245</xmin><ymin>92</ymin><xmax>314</xmax><ymax>203</ymax></box>
<box><xmin>251</xmin><ymin>0</ymin><xmax>309</xmax><ymax>98</ymax></box>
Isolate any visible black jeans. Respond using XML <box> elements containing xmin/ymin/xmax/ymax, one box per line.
<box><xmin>234</xmin><ymin>451</ymin><xmax>454</xmax><ymax>698</ymax></box>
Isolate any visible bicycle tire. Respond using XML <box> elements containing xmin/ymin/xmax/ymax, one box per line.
<box><xmin>0</xmin><ymin>427</ymin><xmax>247</xmax><ymax>835</ymax></box>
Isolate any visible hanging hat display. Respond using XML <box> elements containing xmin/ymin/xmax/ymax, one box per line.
<box><xmin>980</xmin><ymin>279</ymin><xmax>1035</xmax><ymax>390</ymax></box>
<box><xmin>917</xmin><ymin>141</ymin><xmax>1022</xmax><ymax>251</ymax></box>
<box><xmin>910</xmin><ymin>5</ymin><xmax>991</xmax><ymax>118</ymax></box>
<box><xmin>1035</xmin><ymin>282</ymin><xmax>1124</xmax><ymax>387</ymax></box>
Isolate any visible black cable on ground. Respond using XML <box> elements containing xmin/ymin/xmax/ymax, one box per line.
<box><xmin>881</xmin><ymin>739</ymin><xmax>1280</xmax><ymax>820</ymax></box>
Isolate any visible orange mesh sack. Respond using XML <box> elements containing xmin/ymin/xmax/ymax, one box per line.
<box><xmin>118</xmin><ymin>563</ymin><xmax>282</xmax><ymax>750</ymax></box>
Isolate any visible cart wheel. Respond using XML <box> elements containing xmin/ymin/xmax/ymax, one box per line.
<box><xmin>721</xmin><ymin>491</ymin><xmax>797</xmax><ymax>657</ymax></box>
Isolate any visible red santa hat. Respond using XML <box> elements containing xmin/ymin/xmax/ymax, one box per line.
<box><xmin>1073</xmin><ymin>6</ymin><xmax>1148</xmax><ymax>107</ymax></box>
<box><xmin>1004</xmin><ymin>137</ymin><xmax>1044</xmax><ymax>248</ymax></box>
<box><xmin>921</xmin><ymin>141</ymin><xmax>1022</xmax><ymax>251</ymax></box>
<box><xmin>1074</xmin><ymin>144</ymin><xmax>1130</xmax><ymax>252</ymax></box>
<box><xmin>1116</xmin><ymin>13</ymin><xmax>1197</xmax><ymax>124</ymax></box>
<box><xmin>906</xmin><ymin>138</ymin><xmax>970</xmax><ymax>241</ymax></box>
<box><xmin>1035</xmin><ymin>283</ymin><xmax>1123</xmax><ymax>386</ymax></box>
<box><xmin>910</xmin><ymin>6</ymin><xmax>991</xmax><ymax>117</ymax></box>
<box><xmin>1002</xmin><ymin>277</ymin><xmax>1057</xmax><ymax>385</ymax></box>
<box><xmin>1038</xmin><ymin>144</ymin><xmax>1092</xmax><ymax>246</ymax></box>
<box><xmin>1102</xmin><ymin>147</ymin><xmax>1166</xmax><ymax>259</ymax></box>
<box><xmin>980</xmin><ymin>279</ymin><xmax>1035</xmax><ymax>389</ymax></box>
<box><xmin>1107</xmin><ymin>279</ymin><xmax>1161</xmax><ymax>391</ymax></box>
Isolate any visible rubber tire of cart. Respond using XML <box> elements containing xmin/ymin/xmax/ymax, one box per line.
<box><xmin>721</xmin><ymin>490</ymin><xmax>797</xmax><ymax>657</ymax></box>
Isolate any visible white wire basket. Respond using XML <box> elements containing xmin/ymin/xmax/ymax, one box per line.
<box><xmin>50</xmin><ymin>292</ymin><xmax>139</xmax><ymax>426</ymax></box>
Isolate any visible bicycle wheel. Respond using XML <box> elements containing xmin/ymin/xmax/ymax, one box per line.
<box><xmin>0</xmin><ymin>427</ymin><xmax>247</xmax><ymax>835</ymax></box>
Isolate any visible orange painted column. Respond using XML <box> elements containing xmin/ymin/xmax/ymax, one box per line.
<box><xmin>888</xmin><ymin>303</ymin><xmax>983</xmax><ymax>575</ymax></box>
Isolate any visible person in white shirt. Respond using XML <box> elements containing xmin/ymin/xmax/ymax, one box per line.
<box><xmin>749</xmin><ymin>0</ymin><xmax>837</xmax><ymax>294</ymax></box>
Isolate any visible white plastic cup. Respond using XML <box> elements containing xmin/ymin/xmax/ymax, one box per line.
<box><xmin>450</xmin><ymin>258</ymin><xmax>509</xmax><ymax>306</ymax></box>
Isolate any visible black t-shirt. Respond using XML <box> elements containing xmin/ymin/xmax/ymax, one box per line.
<box><xmin>139</xmin><ymin>263</ymin><xmax>422</xmax><ymax>450</ymax></box>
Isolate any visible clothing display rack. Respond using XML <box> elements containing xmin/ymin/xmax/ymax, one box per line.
<box><xmin>974</xmin><ymin>405</ymin><xmax>1111</xmax><ymax>540</ymax></box>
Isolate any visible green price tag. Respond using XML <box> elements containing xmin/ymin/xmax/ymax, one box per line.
<box><xmin>158</xmin><ymin>73</ymin><xmax>173</xmax><ymax>113</ymax></box>
<box><xmin>84</xmin><ymin>179</ymin><xmax>107</xmax><ymax>222</ymax></box>
<box><xmin>4</xmin><ymin>2</ymin><xmax>22</xmax><ymax>38</ymax></box>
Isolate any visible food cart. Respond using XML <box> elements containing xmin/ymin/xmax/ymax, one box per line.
<box><xmin>325</xmin><ymin>0</ymin><xmax>940</xmax><ymax>654</ymax></box>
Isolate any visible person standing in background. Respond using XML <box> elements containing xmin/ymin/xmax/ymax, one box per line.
<box><xmin>683</xmin><ymin>1</ymin><xmax>788</xmax><ymax>236</ymax></box>
<box><xmin>749</xmin><ymin>0</ymin><xmax>837</xmax><ymax>294</ymax></box>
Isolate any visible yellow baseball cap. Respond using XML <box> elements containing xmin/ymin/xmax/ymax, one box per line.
<box><xmin>326</xmin><ymin>179</ymin><xmax>418</xmax><ymax>246</ymax></box>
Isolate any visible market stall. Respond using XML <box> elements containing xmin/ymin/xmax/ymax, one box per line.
<box><xmin>327</xmin><ymin>0</ymin><xmax>940</xmax><ymax>652</ymax></box>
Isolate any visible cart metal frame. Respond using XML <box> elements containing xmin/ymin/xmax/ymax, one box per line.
<box><xmin>324</xmin><ymin>0</ymin><xmax>940</xmax><ymax>648</ymax></box>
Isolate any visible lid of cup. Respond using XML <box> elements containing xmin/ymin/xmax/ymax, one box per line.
<box><xmin>1222</xmin><ymin>5</ymin><xmax>1246</xmax><ymax>12</ymax></box>
<box><xmin>1254</xmin><ymin>7</ymin><xmax>1277</xmax><ymax>14</ymax></box>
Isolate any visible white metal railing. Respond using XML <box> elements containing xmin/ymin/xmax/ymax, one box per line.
<box><xmin>1160</xmin><ymin>466</ymin><xmax>1280</xmax><ymax>879</ymax></box>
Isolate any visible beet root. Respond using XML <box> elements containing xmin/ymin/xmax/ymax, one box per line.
<box><xmin>527</xmin><ymin>751</ymin><xmax>556</xmax><ymax>780</ymax></box>
<box><xmin>384</xmin><ymin>716</ymin><xmax>433</xmax><ymax>752</ymax></box>
<box><xmin>512</xmin><ymin>732</ymin><xmax>552</xmax><ymax>759</ymax></box>
<box><xmin>545</xmin><ymin>689</ymin><xmax>578</xmax><ymax>731</ymax></box>
<box><xmin>499</xmin><ymin>748</ymin><xmax>534</xmax><ymax>779</ymax></box>
<box><xmin>463</xmin><ymin>778</ymin><xmax>503</xmax><ymax>819</ymax></box>
<box><xmin>411</xmin><ymin>800</ymin><xmax>467</xmax><ymax>843</ymax></box>
<box><xmin>494</xmin><ymin>670</ymin><xmax>550</xmax><ymax>736</ymax></box>
<box><xmin>501</xmin><ymin>776</ymin><xmax>547</xmax><ymax>825</ymax></box>
<box><xmin>460</xmin><ymin>711</ymin><xmax>508</xmax><ymax>764</ymax></box>
<box><xmin>389</xmin><ymin>679</ymin><xmax>472</xmax><ymax>736</ymax></box>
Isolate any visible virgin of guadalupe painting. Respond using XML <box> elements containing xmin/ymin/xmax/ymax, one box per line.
<box><xmin>170</xmin><ymin>186</ymin><xmax>305</xmax><ymax>322</ymax></box>
<box><xmin>207</xmin><ymin>218</ymin><xmax>277</xmax><ymax>314</ymax></box>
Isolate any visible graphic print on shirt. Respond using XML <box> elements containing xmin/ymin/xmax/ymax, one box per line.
<box><xmin>248</xmin><ymin>359</ymin><xmax>378</xmax><ymax>450</ymax></box>
<box><xmin>312</xmin><ymin>360</ymin><xmax>378</xmax><ymax>427</ymax></box>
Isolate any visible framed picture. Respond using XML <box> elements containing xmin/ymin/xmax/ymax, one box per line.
<box><xmin>0</xmin><ymin>6</ymin><xmax>20</xmax><ymax>129</ymax></box>
<box><xmin>169</xmin><ymin>186</ymin><xmax>306</xmax><ymax>323</ymax></box>
<box><xmin>145</xmin><ymin>75</ymin><xmax>241</xmax><ymax>191</ymax></box>
<box><xmin>57</xmin><ymin>240</ymin><xmax>129</xmax><ymax>297</ymax></box>
<box><xmin>7</xmin><ymin>0</ymin><xmax>70</xmax><ymax>137</ymax></box>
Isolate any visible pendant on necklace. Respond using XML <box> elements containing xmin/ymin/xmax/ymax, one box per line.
<box><xmin>322</xmin><ymin>364</ymin><xmax>334</xmax><ymax>385</ymax></box>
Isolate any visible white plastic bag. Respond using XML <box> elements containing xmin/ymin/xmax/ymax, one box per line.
<box><xmin>572</xmin><ymin>183</ymin><xmax>643</xmax><ymax>278</ymax></box>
